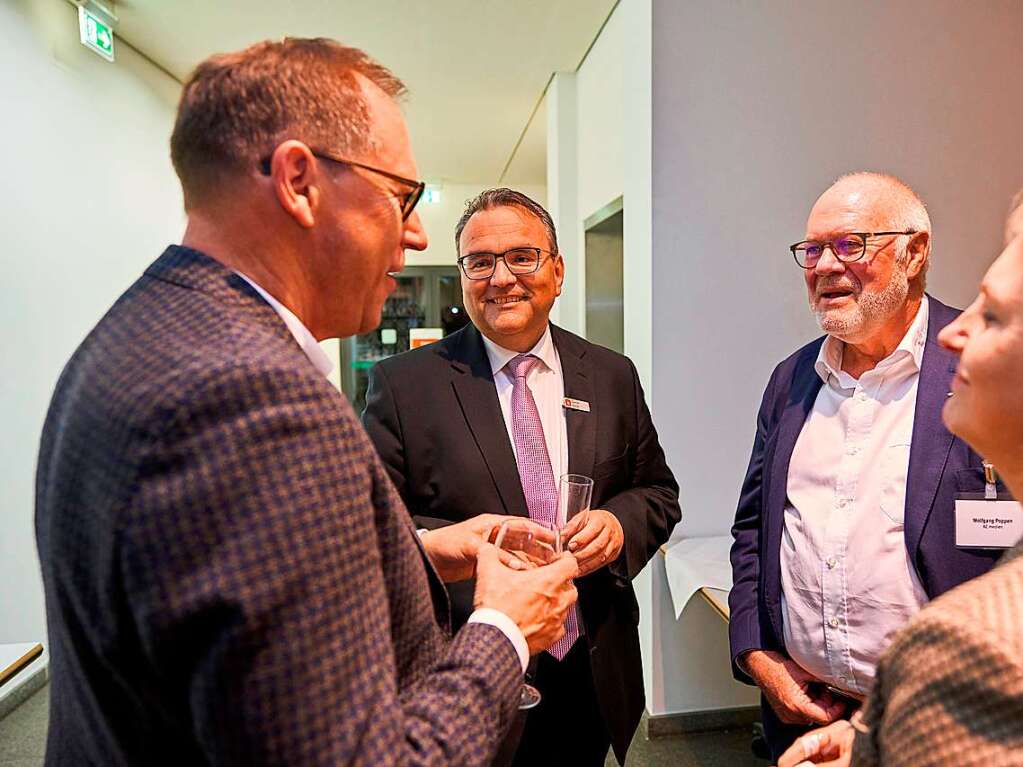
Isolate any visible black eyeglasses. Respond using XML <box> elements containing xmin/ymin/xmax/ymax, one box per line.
<box><xmin>259</xmin><ymin>149</ymin><xmax>425</xmax><ymax>221</ymax></box>
<box><xmin>457</xmin><ymin>248</ymin><xmax>556</xmax><ymax>280</ymax></box>
<box><xmin>790</xmin><ymin>230</ymin><xmax>918</xmax><ymax>269</ymax></box>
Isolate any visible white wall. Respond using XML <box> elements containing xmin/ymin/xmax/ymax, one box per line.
<box><xmin>651</xmin><ymin>0</ymin><xmax>1023</xmax><ymax>541</ymax></box>
<box><xmin>576</xmin><ymin>11</ymin><xmax>624</xmax><ymax>226</ymax></box>
<box><xmin>0</xmin><ymin>0</ymin><xmax>184</xmax><ymax>645</ymax></box>
<box><xmin>546</xmin><ymin>74</ymin><xmax>579</xmax><ymax>331</ymax></box>
<box><xmin>547</xmin><ymin>8</ymin><xmax>627</xmax><ymax>337</ymax></box>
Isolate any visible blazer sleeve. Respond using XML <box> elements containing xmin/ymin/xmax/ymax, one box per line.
<box><xmin>602</xmin><ymin>360</ymin><xmax>682</xmax><ymax>583</ymax></box>
<box><xmin>121</xmin><ymin>363</ymin><xmax>519</xmax><ymax>766</ymax></box>
<box><xmin>852</xmin><ymin>608</ymin><xmax>1023</xmax><ymax>767</ymax></box>
<box><xmin>728</xmin><ymin>367</ymin><xmax>778</xmax><ymax>683</ymax></box>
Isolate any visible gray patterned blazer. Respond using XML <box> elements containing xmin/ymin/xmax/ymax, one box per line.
<box><xmin>853</xmin><ymin>541</ymin><xmax>1023</xmax><ymax>766</ymax></box>
<box><xmin>35</xmin><ymin>245</ymin><xmax>520</xmax><ymax>766</ymax></box>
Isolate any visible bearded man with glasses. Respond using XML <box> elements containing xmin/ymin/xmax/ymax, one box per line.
<box><xmin>363</xmin><ymin>188</ymin><xmax>680</xmax><ymax>767</ymax></box>
<box><xmin>729</xmin><ymin>172</ymin><xmax>1001</xmax><ymax>761</ymax></box>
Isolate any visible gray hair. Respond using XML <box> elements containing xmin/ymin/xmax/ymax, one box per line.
<box><xmin>454</xmin><ymin>188</ymin><xmax>559</xmax><ymax>257</ymax></box>
<box><xmin>832</xmin><ymin>171</ymin><xmax>932</xmax><ymax>234</ymax></box>
<box><xmin>830</xmin><ymin>171</ymin><xmax>931</xmax><ymax>286</ymax></box>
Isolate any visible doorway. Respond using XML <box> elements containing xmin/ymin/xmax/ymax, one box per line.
<box><xmin>584</xmin><ymin>197</ymin><xmax>624</xmax><ymax>353</ymax></box>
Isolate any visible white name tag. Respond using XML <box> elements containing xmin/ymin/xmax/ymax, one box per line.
<box><xmin>562</xmin><ymin>397</ymin><xmax>590</xmax><ymax>412</ymax></box>
<box><xmin>955</xmin><ymin>499</ymin><xmax>1023</xmax><ymax>549</ymax></box>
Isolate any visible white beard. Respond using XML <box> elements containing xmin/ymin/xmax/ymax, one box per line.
<box><xmin>813</xmin><ymin>264</ymin><xmax>910</xmax><ymax>339</ymax></box>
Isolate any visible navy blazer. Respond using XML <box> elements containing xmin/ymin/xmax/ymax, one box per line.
<box><xmin>729</xmin><ymin>296</ymin><xmax>1003</xmax><ymax>681</ymax></box>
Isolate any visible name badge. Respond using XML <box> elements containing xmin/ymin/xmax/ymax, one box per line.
<box><xmin>562</xmin><ymin>397</ymin><xmax>591</xmax><ymax>412</ymax></box>
<box><xmin>954</xmin><ymin>493</ymin><xmax>1023</xmax><ymax>549</ymax></box>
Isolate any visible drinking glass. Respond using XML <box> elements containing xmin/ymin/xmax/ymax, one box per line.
<box><xmin>556</xmin><ymin>474</ymin><xmax>594</xmax><ymax>552</ymax></box>
<box><xmin>494</xmin><ymin>518</ymin><xmax>558</xmax><ymax>709</ymax></box>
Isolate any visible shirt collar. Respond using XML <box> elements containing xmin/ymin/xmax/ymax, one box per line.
<box><xmin>481</xmin><ymin>325</ymin><xmax>557</xmax><ymax>378</ymax></box>
<box><xmin>235</xmin><ymin>271</ymin><xmax>334</xmax><ymax>379</ymax></box>
<box><xmin>814</xmin><ymin>295</ymin><xmax>929</xmax><ymax>386</ymax></box>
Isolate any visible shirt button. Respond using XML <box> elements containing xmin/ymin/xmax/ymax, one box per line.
<box><xmin>838</xmin><ymin>676</ymin><xmax>849</xmax><ymax>686</ymax></box>
<box><xmin>847</xmin><ymin>446</ymin><xmax>860</xmax><ymax>456</ymax></box>
<box><xmin>837</xmin><ymin>499</ymin><xmax>849</xmax><ymax>509</ymax></box>
<box><xmin>826</xmin><ymin>557</ymin><xmax>838</xmax><ymax>569</ymax></box>
<box><xmin>828</xmin><ymin>617</ymin><xmax>841</xmax><ymax>628</ymax></box>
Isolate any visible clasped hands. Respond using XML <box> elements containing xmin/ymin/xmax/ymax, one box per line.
<box><xmin>741</xmin><ymin>650</ymin><xmax>860</xmax><ymax>767</ymax></box>
<box><xmin>419</xmin><ymin>511</ymin><xmax>624</xmax><ymax>582</ymax></box>
<box><xmin>420</xmin><ymin>512</ymin><xmax>623</xmax><ymax>656</ymax></box>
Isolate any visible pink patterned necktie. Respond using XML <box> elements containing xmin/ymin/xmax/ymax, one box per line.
<box><xmin>506</xmin><ymin>353</ymin><xmax>579</xmax><ymax>660</ymax></box>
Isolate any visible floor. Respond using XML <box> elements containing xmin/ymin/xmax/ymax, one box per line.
<box><xmin>0</xmin><ymin>684</ymin><xmax>48</xmax><ymax>767</ymax></box>
<box><xmin>0</xmin><ymin>684</ymin><xmax>769</xmax><ymax>767</ymax></box>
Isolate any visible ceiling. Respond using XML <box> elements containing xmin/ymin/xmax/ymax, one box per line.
<box><xmin>104</xmin><ymin>0</ymin><xmax>616</xmax><ymax>185</ymax></box>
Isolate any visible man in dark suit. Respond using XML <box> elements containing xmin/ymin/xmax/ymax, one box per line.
<box><xmin>729</xmin><ymin>172</ymin><xmax>1001</xmax><ymax>760</ymax></box>
<box><xmin>363</xmin><ymin>188</ymin><xmax>681</xmax><ymax>766</ymax></box>
<box><xmin>35</xmin><ymin>39</ymin><xmax>578</xmax><ymax>766</ymax></box>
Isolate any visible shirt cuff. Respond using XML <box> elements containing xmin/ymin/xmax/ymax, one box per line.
<box><xmin>468</xmin><ymin>607</ymin><xmax>529</xmax><ymax>673</ymax></box>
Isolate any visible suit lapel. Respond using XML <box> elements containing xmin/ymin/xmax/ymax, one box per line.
<box><xmin>553</xmin><ymin>326</ymin><xmax>596</xmax><ymax>479</ymax></box>
<box><xmin>765</xmin><ymin>354</ymin><xmax>823</xmax><ymax>641</ymax></box>
<box><xmin>448</xmin><ymin>326</ymin><xmax>529</xmax><ymax>517</ymax></box>
<box><xmin>905</xmin><ymin>299</ymin><xmax>958</xmax><ymax>570</ymax></box>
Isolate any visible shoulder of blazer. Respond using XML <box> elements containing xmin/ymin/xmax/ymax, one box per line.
<box><xmin>372</xmin><ymin>325</ymin><xmax>477</xmax><ymax>379</ymax></box>
<box><xmin>549</xmin><ymin>324</ymin><xmax>633</xmax><ymax>375</ymax></box>
<box><xmin>761</xmin><ymin>335</ymin><xmax>826</xmax><ymax>420</ymax></box>
<box><xmin>775</xmin><ymin>334</ymin><xmax>826</xmax><ymax>381</ymax></box>
<box><xmin>923</xmin><ymin>294</ymin><xmax>962</xmax><ymax>339</ymax></box>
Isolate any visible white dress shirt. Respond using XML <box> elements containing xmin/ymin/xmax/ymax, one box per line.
<box><xmin>781</xmin><ymin>297</ymin><xmax>930</xmax><ymax>695</ymax></box>
<box><xmin>237</xmin><ymin>272</ymin><xmax>529</xmax><ymax>672</ymax></box>
<box><xmin>235</xmin><ymin>272</ymin><xmax>334</xmax><ymax>378</ymax></box>
<box><xmin>482</xmin><ymin>325</ymin><xmax>570</xmax><ymax>523</ymax></box>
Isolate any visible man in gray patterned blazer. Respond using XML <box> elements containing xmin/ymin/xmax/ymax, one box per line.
<box><xmin>35</xmin><ymin>38</ymin><xmax>578</xmax><ymax>766</ymax></box>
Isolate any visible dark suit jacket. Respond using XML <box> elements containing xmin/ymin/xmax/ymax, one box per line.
<box><xmin>362</xmin><ymin>323</ymin><xmax>681</xmax><ymax>763</ymax></box>
<box><xmin>852</xmin><ymin>542</ymin><xmax>1023</xmax><ymax>766</ymax></box>
<box><xmin>35</xmin><ymin>245</ymin><xmax>520</xmax><ymax>766</ymax></box>
<box><xmin>729</xmin><ymin>296</ymin><xmax>1001</xmax><ymax>682</ymax></box>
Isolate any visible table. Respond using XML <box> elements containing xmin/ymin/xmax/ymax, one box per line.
<box><xmin>699</xmin><ymin>586</ymin><xmax>730</xmax><ymax>622</ymax></box>
<box><xmin>0</xmin><ymin>644</ymin><xmax>43</xmax><ymax>689</ymax></box>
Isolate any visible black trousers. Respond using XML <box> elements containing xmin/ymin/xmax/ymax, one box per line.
<box><xmin>508</xmin><ymin>641</ymin><xmax>611</xmax><ymax>767</ymax></box>
<box><xmin>761</xmin><ymin>696</ymin><xmax>813</xmax><ymax>762</ymax></box>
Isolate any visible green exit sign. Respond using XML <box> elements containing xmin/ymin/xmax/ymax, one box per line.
<box><xmin>78</xmin><ymin>6</ymin><xmax>115</xmax><ymax>62</ymax></box>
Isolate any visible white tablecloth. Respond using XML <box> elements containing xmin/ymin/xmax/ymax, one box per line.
<box><xmin>663</xmin><ymin>535</ymin><xmax>733</xmax><ymax>618</ymax></box>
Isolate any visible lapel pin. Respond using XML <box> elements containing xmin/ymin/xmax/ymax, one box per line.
<box><xmin>563</xmin><ymin>397</ymin><xmax>591</xmax><ymax>412</ymax></box>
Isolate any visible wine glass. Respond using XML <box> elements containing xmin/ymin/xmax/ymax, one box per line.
<box><xmin>556</xmin><ymin>474</ymin><xmax>593</xmax><ymax>552</ymax></box>
<box><xmin>494</xmin><ymin>518</ymin><xmax>559</xmax><ymax>709</ymax></box>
